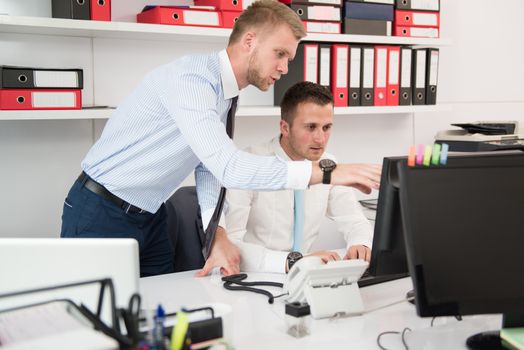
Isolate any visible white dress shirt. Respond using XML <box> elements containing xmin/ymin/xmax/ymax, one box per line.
<box><xmin>225</xmin><ymin>137</ymin><xmax>373</xmax><ymax>273</ymax></box>
<box><xmin>82</xmin><ymin>50</ymin><xmax>311</xmax><ymax>229</ymax></box>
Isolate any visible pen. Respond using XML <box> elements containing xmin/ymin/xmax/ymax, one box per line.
<box><xmin>154</xmin><ymin>304</ymin><xmax>166</xmax><ymax>350</ymax></box>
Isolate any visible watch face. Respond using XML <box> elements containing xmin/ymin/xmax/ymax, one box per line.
<box><xmin>288</xmin><ymin>251</ymin><xmax>303</xmax><ymax>261</ymax></box>
<box><xmin>319</xmin><ymin>159</ymin><xmax>336</xmax><ymax>171</ymax></box>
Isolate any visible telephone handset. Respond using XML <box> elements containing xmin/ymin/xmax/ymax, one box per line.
<box><xmin>283</xmin><ymin>256</ymin><xmax>369</xmax><ymax>319</ymax></box>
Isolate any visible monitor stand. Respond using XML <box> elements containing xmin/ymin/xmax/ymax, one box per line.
<box><xmin>466</xmin><ymin>331</ymin><xmax>509</xmax><ymax>350</ymax></box>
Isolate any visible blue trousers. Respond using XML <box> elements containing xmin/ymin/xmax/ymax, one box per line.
<box><xmin>61</xmin><ymin>178</ymin><xmax>174</xmax><ymax>277</ymax></box>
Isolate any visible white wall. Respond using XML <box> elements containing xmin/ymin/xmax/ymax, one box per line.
<box><xmin>1</xmin><ymin>0</ymin><xmax>524</xmax><ymax>239</ymax></box>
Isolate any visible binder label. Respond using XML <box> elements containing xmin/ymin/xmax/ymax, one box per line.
<box><xmin>320</xmin><ymin>47</ymin><xmax>331</xmax><ymax>86</ymax></box>
<box><xmin>305</xmin><ymin>45</ymin><xmax>318</xmax><ymax>83</ymax></box>
<box><xmin>412</xmin><ymin>0</ymin><xmax>439</xmax><ymax>11</ymax></box>
<box><xmin>310</xmin><ymin>6</ymin><xmax>341</xmax><ymax>21</ymax></box>
<box><xmin>350</xmin><ymin>48</ymin><xmax>361</xmax><ymax>88</ymax></box>
<box><xmin>413</xmin><ymin>12</ymin><xmax>438</xmax><ymax>26</ymax></box>
<box><xmin>416</xmin><ymin>50</ymin><xmax>426</xmax><ymax>88</ymax></box>
<box><xmin>363</xmin><ymin>49</ymin><xmax>374</xmax><ymax>88</ymax></box>
<box><xmin>304</xmin><ymin>21</ymin><xmax>340</xmax><ymax>34</ymax></box>
<box><xmin>389</xmin><ymin>50</ymin><xmax>400</xmax><ymax>85</ymax></box>
<box><xmin>313</xmin><ymin>0</ymin><xmax>342</xmax><ymax>5</ymax></box>
<box><xmin>336</xmin><ymin>47</ymin><xmax>348</xmax><ymax>88</ymax></box>
<box><xmin>400</xmin><ymin>49</ymin><xmax>412</xmax><ymax>87</ymax></box>
<box><xmin>429</xmin><ymin>51</ymin><xmax>439</xmax><ymax>85</ymax></box>
<box><xmin>32</xmin><ymin>91</ymin><xmax>77</xmax><ymax>108</ymax></box>
<box><xmin>376</xmin><ymin>48</ymin><xmax>387</xmax><ymax>88</ymax></box>
<box><xmin>34</xmin><ymin>71</ymin><xmax>79</xmax><ymax>88</ymax></box>
<box><xmin>184</xmin><ymin>11</ymin><xmax>220</xmax><ymax>25</ymax></box>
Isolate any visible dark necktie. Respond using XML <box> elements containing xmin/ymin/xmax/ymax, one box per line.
<box><xmin>202</xmin><ymin>96</ymin><xmax>238</xmax><ymax>259</ymax></box>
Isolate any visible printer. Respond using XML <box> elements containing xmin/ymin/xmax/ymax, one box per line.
<box><xmin>435</xmin><ymin>121</ymin><xmax>524</xmax><ymax>152</ymax></box>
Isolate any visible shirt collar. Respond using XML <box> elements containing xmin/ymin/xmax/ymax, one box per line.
<box><xmin>219</xmin><ymin>49</ymin><xmax>239</xmax><ymax>100</ymax></box>
<box><xmin>270</xmin><ymin>136</ymin><xmax>293</xmax><ymax>161</ymax></box>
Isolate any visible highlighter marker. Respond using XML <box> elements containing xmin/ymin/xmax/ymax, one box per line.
<box><xmin>440</xmin><ymin>143</ymin><xmax>449</xmax><ymax>165</ymax></box>
<box><xmin>431</xmin><ymin>143</ymin><xmax>441</xmax><ymax>165</ymax></box>
<box><xmin>423</xmin><ymin>145</ymin><xmax>432</xmax><ymax>166</ymax></box>
<box><xmin>407</xmin><ymin>145</ymin><xmax>416</xmax><ymax>167</ymax></box>
<box><xmin>416</xmin><ymin>144</ymin><xmax>424</xmax><ymax>165</ymax></box>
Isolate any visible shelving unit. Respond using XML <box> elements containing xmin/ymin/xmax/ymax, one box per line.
<box><xmin>0</xmin><ymin>15</ymin><xmax>451</xmax><ymax>119</ymax></box>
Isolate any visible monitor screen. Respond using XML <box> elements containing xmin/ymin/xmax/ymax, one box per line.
<box><xmin>398</xmin><ymin>151</ymin><xmax>524</xmax><ymax>346</ymax></box>
<box><xmin>359</xmin><ymin>156</ymin><xmax>410</xmax><ymax>287</ymax></box>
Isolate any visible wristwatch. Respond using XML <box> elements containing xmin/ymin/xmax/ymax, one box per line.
<box><xmin>286</xmin><ymin>251</ymin><xmax>303</xmax><ymax>273</ymax></box>
<box><xmin>319</xmin><ymin>159</ymin><xmax>337</xmax><ymax>184</ymax></box>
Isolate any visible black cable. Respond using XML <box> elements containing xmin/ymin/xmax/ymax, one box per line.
<box><xmin>377</xmin><ymin>331</ymin><xmax>401</xmax><ymax>350</ymax></box>
<box><xmin>377</xmin><ymin>328</ymin><xmax>411</xmax><ymax>350</ymax></box>
<box><xmin>272</xmin><ymin>292</ymin><xmax>289</xmax><ymax>299</ymax></box>
<box><xmin>401</xmin><ymin>328</ymin><xmax>412</xmax><ymax>349</ymax></box>
<box><xmin>221</xmin><ymin>274</ymin><xmax>283</xmax><ymax>304</ymax></box>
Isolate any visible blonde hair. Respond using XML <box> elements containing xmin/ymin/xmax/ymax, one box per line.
<box><xmin>228</xmin><ymin>0</ymin><xmax>306</xmax><ymax>45</ymax></box>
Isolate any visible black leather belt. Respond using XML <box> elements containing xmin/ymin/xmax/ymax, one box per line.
<box><xmin>78</xmin><ymin>172</ymin><xmax>148</xmax><ymax>214</ymax></box>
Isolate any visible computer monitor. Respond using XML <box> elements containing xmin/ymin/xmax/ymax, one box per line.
<box><xmin>358</xmin><ymin>156</ymin><xmax>410</xmax><ymax>287</ymax></box>
<box><xmin>398</xmin><ymin>151</ymin><xmax>524</xmax><ymax>349</ymax></box>
<box><xmin>0</xmin><ymin>238</ymin><xmax>140</xmax><ymax>327</ymax></box>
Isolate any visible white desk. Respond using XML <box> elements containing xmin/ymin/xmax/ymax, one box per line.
<box><xmin>140</xmin><ymin>272</ymin><xmax>502</xmax><ymax>350</ymax></box>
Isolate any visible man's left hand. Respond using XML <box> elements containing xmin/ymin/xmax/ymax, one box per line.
<box><xmin>344</xmin><ymin>245</ymin><xmax>371</xmax><ymax>262</ymax></box>
<box><xmin>196</xmin><ymin>227</ymin><xmax>241</xmax><ymax>277</ymax></box>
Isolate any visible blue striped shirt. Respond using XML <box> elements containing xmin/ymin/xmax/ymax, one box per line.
<box><xmin>82</xmin><ymin>50</ymin><xmax>311</xmax><ymax>227</ymax></box>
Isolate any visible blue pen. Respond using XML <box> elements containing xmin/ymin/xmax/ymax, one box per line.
<box><xmin>440</xmin><ymin>143</ymin><xmax>449</xmax><ymax>165</ymax></box>
<box><xmin>154</xmin><ymin>304</ymin><xmax>166</xmax><ymax>350</ymax></box>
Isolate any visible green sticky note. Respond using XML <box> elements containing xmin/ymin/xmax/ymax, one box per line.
<box><xmin>431</xmin><ymin>143</ymin><xmax>441</xmax><ymax>165</ymax></box>
<box><xmin>501</xmin><ymin>327</ymin><xmax>524</xmax><ymax>350</ymax></box>
<box><xmin>423</xmin><ymin>145</ymin><xmax>432</xmax><ymax>166</ymax></box>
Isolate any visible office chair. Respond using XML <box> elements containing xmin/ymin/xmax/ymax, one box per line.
<box><xmin>165</xmin><ymin>186</ymin><xmax>206</xmax><ymax>272</ymax></box>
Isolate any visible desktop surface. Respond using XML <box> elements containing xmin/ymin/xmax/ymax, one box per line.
<box><xmin>140</xmin><ymin>271</ymin><xmax>501</xmax><ymax>349</ymax></box>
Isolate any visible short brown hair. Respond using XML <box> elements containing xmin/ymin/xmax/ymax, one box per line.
<box><xmin>280</xmin><ymin>81</ymin><xmax>333</xmax><ymax>125</ymax></box>
<box><xmin>228</xmin><ymin>0</ymin><xmax>306</xmax><ymax>45</ymax></box>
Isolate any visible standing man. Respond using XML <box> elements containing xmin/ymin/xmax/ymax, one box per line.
<box><xmin>61</xmin><ymin>0</ymin><xmax>381</xmax><ymax>277</ymax></box>
<box><xmin>225</xmin><ymin>82</ymin><xmax>373</xmax><ymax>273</ymax></box>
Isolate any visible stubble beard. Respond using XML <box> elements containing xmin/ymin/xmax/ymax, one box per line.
<box><xmin>247</xmin><ymin>51</ymin><xmax>269</xmax><ymax>91</ymax></box>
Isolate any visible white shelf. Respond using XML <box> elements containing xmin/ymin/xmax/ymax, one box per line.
<box><xmin>240</xmin><ymin>104</ymin><xmax>452</xmax><ymax>117</ymax></box>
<box><xmin>0</xmin><ymin>104</ymin><xmax>451</xmax><ymax>120</ymax></box>
<box><xmin>0</xmin><ymin>15</ymin><xmax>451</xmax><ymax>46</ymax></box>
<box><xmin>0</xmin><ymin>108</ymin><xmax>114</xmax><ymax>120</ymax></box>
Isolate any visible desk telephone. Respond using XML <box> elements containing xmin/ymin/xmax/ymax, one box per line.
<box><xmin>283</xmin><ymin>256</ymin><xmax>369</xmax><ymax>319</ymax></box>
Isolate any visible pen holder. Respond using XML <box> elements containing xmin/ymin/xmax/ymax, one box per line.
<box><xmin>285</xmin><ymin>302</ymin><xmax>311</xmax><ymax>338</ymax></box>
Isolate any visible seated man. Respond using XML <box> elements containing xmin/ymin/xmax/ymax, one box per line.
<box><xmin>225</xmin><ymin>81</ymin><xmax>373</xmax><ymax>273</ymax></box>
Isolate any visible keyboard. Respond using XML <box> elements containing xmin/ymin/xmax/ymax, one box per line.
<box><xmin>358</xmin><ymin>271</ymin><xmax>409</xmax><ymax>288</ymax></box>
